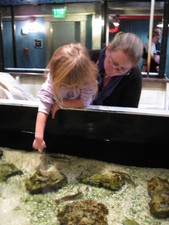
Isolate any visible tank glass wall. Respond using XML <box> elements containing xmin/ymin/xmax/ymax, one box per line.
<box><xmin>0</xmin><ymin>1</ymin><xmax>168</xmax><ymax>77</ymax></box>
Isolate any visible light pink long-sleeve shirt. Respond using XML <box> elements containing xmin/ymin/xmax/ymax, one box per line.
<box><xmin>37</xmin><ymin>74</ymin><xmax>96</xmax><ymax>114</ymax></box>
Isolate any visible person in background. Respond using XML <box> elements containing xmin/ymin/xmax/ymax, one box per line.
<box><xmin>33</xmin><ymin>43</ymin><xmax>98</xmax><ymax>153</ymax></box>
<box><xmin>92</xmin><ymin>32</ymin><xmax>143</xmax><ymax>108</ymax></box>
<box><xmin>142</xmin><ymin>29</ymin><xmax>161</xmax><ymax>73</ymax></box>
<box><xmin>153</xmin><ymin>26</ymin><xmax>162</xmax><ymax>54</ymax></box>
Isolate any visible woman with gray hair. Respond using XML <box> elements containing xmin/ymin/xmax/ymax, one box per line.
<box><xmin>93</xmin><ymin>32</ymin><xmax>143</xmax><ymax>108</ymax></box>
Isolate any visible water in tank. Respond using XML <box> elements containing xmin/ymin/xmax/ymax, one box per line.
<box><xmin>0</xmin><ymin>147</ymin><xmax>169</xmax><ymax>225</ymax></box>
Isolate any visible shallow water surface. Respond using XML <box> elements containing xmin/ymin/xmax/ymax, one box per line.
<box><xmin>0</xmin><ymin>147</ymin><xmax>169</xmax><ymax>225</ymax></box>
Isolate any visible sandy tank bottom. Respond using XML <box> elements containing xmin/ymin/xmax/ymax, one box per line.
<box><xmin>0</xmin><ymin>147</ymin><xmax>169</xmax><ymax>225</ymax></box>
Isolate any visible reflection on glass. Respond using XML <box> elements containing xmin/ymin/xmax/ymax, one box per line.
<box><xmin>1</xmin><ymin>2</ymin><xmax>102</xmax><ymax>70</ymax></box>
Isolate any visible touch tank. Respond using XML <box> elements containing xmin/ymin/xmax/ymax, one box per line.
<box><xmin>0</xmin><ymin>147</ymin><xmax>169</xmax><ymax>225</ymax></box>
<box><xmin>0</xmin><ymin>101</ymin><xmax>169</xmax><ymax>224</ymax></box>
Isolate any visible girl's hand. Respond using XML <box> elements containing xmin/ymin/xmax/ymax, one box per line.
<box><xmin>33</xmin><ymin>137</ymin><xmax>46</xmax><ymax>153</ymax></box>
<box><xmin>51</xmin><ymin>103</ymin><xmax>60</xmax><ymax>119</ymax></box>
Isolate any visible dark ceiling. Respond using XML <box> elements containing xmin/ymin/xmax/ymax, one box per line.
<box><xmin>0</xmin><ymin>0</ymin><xmax>165</xmax><ymax>7</ymax></box>
<box><xmin>0</xmin><ymin>0</ymin><xmax>50</xmax><ymax>6</ymax></box>
<box><xmin>0</xmin><ymin>0</ymin><xmax>101</xmax><ymax>7</ymax></box>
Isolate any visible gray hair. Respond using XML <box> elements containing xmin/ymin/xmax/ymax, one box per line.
<box><xmin>109</xmin><ymin>32</ymin><xmax>143</xmax><ymax>66</ymax></box>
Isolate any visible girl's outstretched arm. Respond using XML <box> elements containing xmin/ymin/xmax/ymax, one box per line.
<box><xmin>32</xmin><ymin>111</ymin><xmax>48</xmax><ymax>153</ymax></box>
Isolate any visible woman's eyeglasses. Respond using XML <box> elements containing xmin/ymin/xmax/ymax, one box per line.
<box><xmin>108</xmin><ymin>55</ymin><xmax>131</xmax><ymax>76</ymax></box>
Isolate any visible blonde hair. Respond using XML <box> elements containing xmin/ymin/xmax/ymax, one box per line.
<box><xmin>113</xmin><ymin>31</ymin><xmax>124</xmax><ymax>41</ymax></box>
<box><xmin>109</xmin><ymin>32</ymin><xmax>143</xmax><ymax>66</ymax></box>
<box><xmin>46</xmin><ymin>43</ymin><xmax>98</xmax><ymax>103</ymax></box>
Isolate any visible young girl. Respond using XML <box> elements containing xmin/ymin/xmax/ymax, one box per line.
<box><xmin>33</xmin><ymin>43</ymin><xmax>98</xmax><ymax>153</ymax></box>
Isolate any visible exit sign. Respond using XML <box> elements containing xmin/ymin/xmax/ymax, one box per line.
<box><xmin>52</xmin><ymin>8</ymin><xmax>67</xmax><ymax>18</ymax></box>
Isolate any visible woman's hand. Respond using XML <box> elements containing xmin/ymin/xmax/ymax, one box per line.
<box><xmin>32</xmin><ymin>137</ymin><xmax>46</xmax><ymax>153</ymax></box>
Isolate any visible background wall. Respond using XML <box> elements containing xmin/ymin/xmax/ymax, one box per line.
<box><xmin>2</xmin><ymin>15</ymin><xmax>94</xmax><ymax>69</ymax></box>
<box><xmin>2</xmin><ymin>19</ymin><xmax>14</xmax><ymax>67</ymax></box>
<box><xmin>1</xmin><ymin>3</ymin><xmax>168</xmax><ymax>77</ymax></box>
<box><xmin>3</xmin><ymin>17</ymin><xmax>46</xmax><ymax>68</ymax></box>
